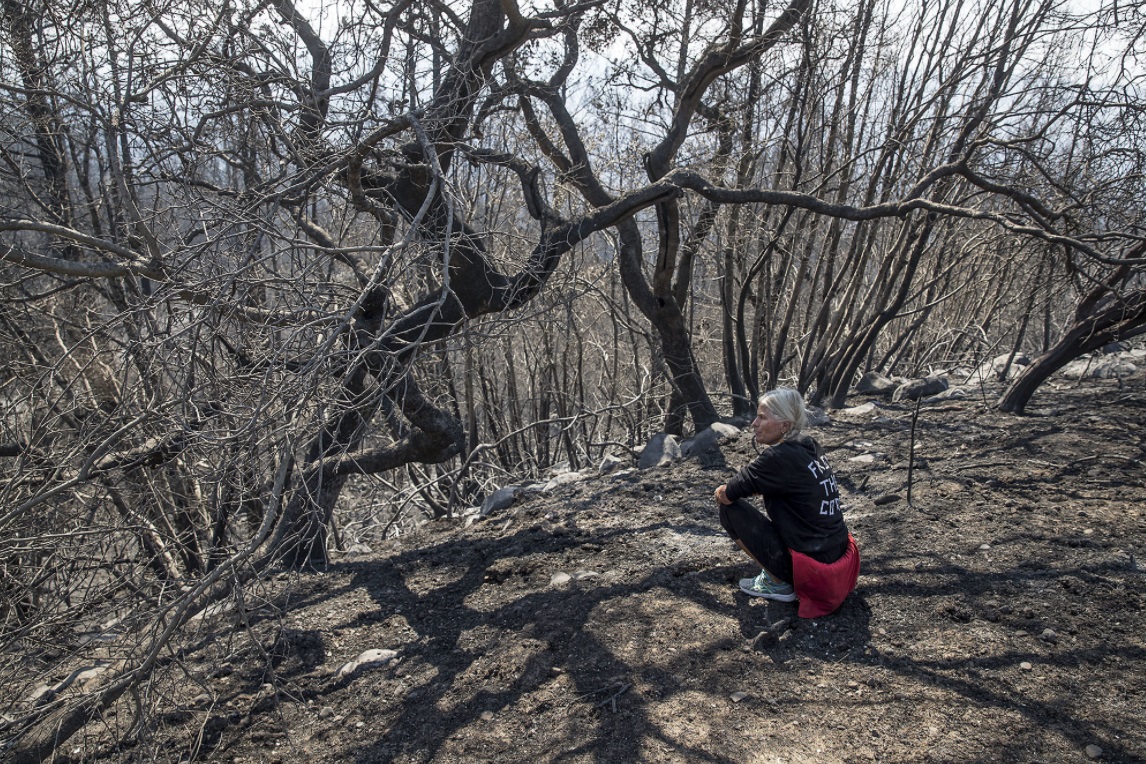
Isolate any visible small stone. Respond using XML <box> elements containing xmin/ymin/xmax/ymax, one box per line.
<box><xmin>730</xmin><ymin>692</ymin><xmax>749</xmax><ymax>703</ymax></box>
<box><xmin>550</xmin><ymin>572</ymin><xmax>572</xmax><ymax>586</ymax></box>
<box><xmin>849</xmin><ymin>454</ymin><xmax>876</xmax><ymax>464</ymax></box>
<box><xmin>1020</xmin><ymin>661</ymin><xmax>1033</xmax><ymax>671</ymax></box>
<box><xmin>1041</xmin><ymin>628</ymin><xmax>1058</xmax><ymax>643</ymax></box>
<box><xmin>481</xmin><ymin>710</ymin><xmax>495</xmax><ymax>721</ymax></box>
<box><xmin>1083</xmin><ymin>528</ymin><xmax>1094</xmax><ymax>536</ymax></box>
<box><xmin>979</xmin><ymin>544</ymin><xmax>991</xmax><ymax>551</ymax></box>
<box><xmin>337</xmin><ymin>649</ymin><xmax>398</xmax><ymax>679</ymax></box>
<box><xmin>1085</xmin><ymin>744</ymin><xmax>1103</xmax><ymax>759</ymax></box>
<box><xmin>318</xmin><ymin>706</ymin><xmax>335</xmax><ymax>719</ymax></box>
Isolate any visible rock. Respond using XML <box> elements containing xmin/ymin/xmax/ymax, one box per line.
<box><xmin>480</xmin><ymin>485</ymin><xmax>520</xmax><ymax>516</ymax></box>
<box><xmin>839</xmin><ymin>402</ymin><xmax>878</xmax><ymax>417</ymax></box>
<box><xmin>1061</xmin><ymin>357</ymin><xmax>1137</xmax><ymax>380</ymax></box>
<box><xmin>543</xmin><ymin>472</ymin><xmax>586</xmax><ymax>491</ymax></box>
<box><xmin>924</xmin><ymin>386</ymin><xmax>968</xmax><ymax>402</ymax></box>
<box><xmin>481</xmin><ymin>710</ymin><xmax>495</xmax><ymax>721</ymax></box>
<box><xmin>1060</xmin><ymin>357</ymin><xmax>1092</xmax><ymax>379</ymax></box>
<box><xmin>874</xmin><ymin>494</ymin><xmax>901</xmax><ymax>506</ymax></box>
<box><xmin>970</xmin><ymin>353</ymin><xmax>1030</xmax><ymax>383</ymax></box>
<box><xmin>318</xmin><ymin>706</ymin><xmax>335</xmax><ymax>719</ymax></box>
<box><xmin>806</xmin><ymin>406</ymin><xmax>831</xmax><ymax>427</ymax></box>
<box><xmin>571</xmin><ymin>570</ymin><xmax>600</xmax><ymax>581</ymax></box>
<box><xmin>730</xmin><ymin>691</ymin><xmax>749</xmax><ymax>703</ymax></box>
<box><xmin>550</xmin><ymin>572</ymin><xmax>572</xmax><ymax>586</ymax></box>
<box><xmin>598</xmin><ymin>453</ymin><xmax>626</xmax><ymax>475</ymax></box>
<box><xmin>1098</xmin><ymin>360</ymin><xmax>1139</xmax><ymax>378</ymax></box>
<box><xmin>1019</xmin><ymin>661</ymin><xmax>1033</xmax><ymax>671</ymax></box>
<box><xmin>893</xmin><ymin>374</ymin><xmax>949</xmax><ymax>402</ymax></box>
<box><xmin>849</xmin><ymin>454</ymin><xmax>876</xmax><ymax>464</ymax></box>
<box><xmin>337</xmin><ymin>648</ymin><xmax>398</xmax><ymax>679</ymax></box>
<box><xmin>638</xmin><ymin>433</ymin><xmax>682</xmax><ymax>469</ymax></box>
<box><xmin>1040</xmin><ymin>628</ymin><xmax>1058</xmax><ymax>643</ymax></box>
<box><xmin>1086</xmin><ymin>744</ymin><xmax>1104</xmax><ymax>759</ymax></box>
<box><xmin>681</xmin><ymin>422</ymin><xmax>741</xmax><ymax>457</ymax></box>
<box><xmin>855</xmin><ymin>372</ymin><xmax>900</xmax><ymax>396</ymax></box>
<box><xmin>979</xmin><ymin>543</ymin><xmax>991</xmax><ymax>551</ymax></box>
<box><xmin>711</xmin><ymin>421</ymin><xmax>742</xmax><ymax>438</ymax></box>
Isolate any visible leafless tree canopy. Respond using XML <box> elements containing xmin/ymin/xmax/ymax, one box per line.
<box><xmin>1</xmin><ymin>0</ymin><xmax>1144</xmax><ymax>758</ymax></box>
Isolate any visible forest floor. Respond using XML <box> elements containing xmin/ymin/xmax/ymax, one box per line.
<box><xmin>82</xmin><ymin>372</ymin><xmax>1145</xmax><ymax>764</ymax></box>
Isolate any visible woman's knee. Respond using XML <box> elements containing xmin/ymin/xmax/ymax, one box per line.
<box><xmin>718</xmin><ymin>503</ymin><xmax>736</xmax><ymax>535</ymax></box>
<box><xmin>719</xmin><ymin>499</ymin><xmax>758</xmax><ymax>535</ymax></box>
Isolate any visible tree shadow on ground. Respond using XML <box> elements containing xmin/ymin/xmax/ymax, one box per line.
<box><xmin>849</xmin><ymin>541</ymin><xmax>1146</xmax><ymax>763</ymax></box>
<box><xmin>244</xmin><ymin>515</ymin><xmax>879</xmax><ymax>763</ymax></box>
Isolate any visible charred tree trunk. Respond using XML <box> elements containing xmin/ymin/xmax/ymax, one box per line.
<box><xmin>999</xmin><ymin>287</ymin><xmax>1146</xmax><ymax>414</ymax></box>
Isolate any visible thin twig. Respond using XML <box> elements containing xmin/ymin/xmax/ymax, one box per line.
<box><xmin>907</xmin><ymin>397</ymin><xmax>921</xmax><ymax>509</ymax></box>
<box><xmin>594</xmin><ymin>683</ymin><xmax>631</xmax><ymax>712</ymax></box>
<box><xmin>568</xmin><ymin>681</ymin><xmax>631</xmax><ymax>713</ymax></box>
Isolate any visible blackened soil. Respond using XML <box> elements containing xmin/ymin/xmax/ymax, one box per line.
<box><xmin>89</xmin><ymin>379</ymin><xmax>1146</xmax><ymax>763</ymax></box>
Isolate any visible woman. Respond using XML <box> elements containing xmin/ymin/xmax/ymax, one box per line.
<box><xmin>714</xmin><ymin>388</ymin><xmax>859</xmax><ymax>618</ymax></box>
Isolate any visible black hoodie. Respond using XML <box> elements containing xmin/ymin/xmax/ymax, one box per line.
<box><xmin>724</xmin><ymin>433</ymin><xmax>849</xmax><ymax>557</ymax></box>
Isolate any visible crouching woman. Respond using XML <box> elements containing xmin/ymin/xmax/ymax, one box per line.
<box><xmin>714</xmin><ymin>388</ymin><xmax>859</xmax><ymax>618</ymax></box>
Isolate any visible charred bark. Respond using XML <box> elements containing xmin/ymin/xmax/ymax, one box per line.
<box><xmin>998</xmin><ymin>287</ymin><xmax>1146</xmax><ymax>414</ymax></box>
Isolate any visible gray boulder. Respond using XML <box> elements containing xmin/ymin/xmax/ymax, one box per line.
<box><xmin>838</xmin><ymin>401</ymin><xmax>878</xmax><ymax>417</ymax></box>
<box><xmin>681</xmin><ymin>422</ymin><xmax>741</xmax><ymax>457</ymax></box>
<box><xmin>855</xmin><ymin>372</ymin><xmax>900</xmax><ymax>396</ymax></box>
<box><xmin>806</xmin><ymin>406</ymin><xmax>831</xmax><ymax>427</ymax></box>
<box><xmin>638</xmin><ymin>433</ymin><xmax>682</xmax><ymax>469</ymax></box>
<box><xmin>1062</xmin><ymin>357</ymin><xmax>1137</xmax><ymax>380</ymax></box>
<box><xmin>543</xmin><ymin>471</ymin><xmax>586</xmax><ymax>492</ymax></box>
<box><xmin>893</xmin><ymin>374</ymin><xmax>949</xmax><ymax>402</ymax></box>
<box><xmin>924</xmin><ymin>386</ymin><xmax>968</xmax><ymax>403</ymax></box>
<box><xmin>480</xmin><ymin>485</ymin><xmax>520</xmax><ymax>516</ymax></box>
<box><xmin>969</xmin><ymin>353</ymin><xmax>1030</xmax><ymax>384</ymax></box>
<box><xmin>598</xmin><ymin>453</ymin><xmax>626</xmax><ymax>475</ymax></box>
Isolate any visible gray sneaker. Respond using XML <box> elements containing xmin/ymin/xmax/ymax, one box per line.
<box><xmin>739</xmin><ymin>570</ymin><xmax>797</xmax><ymax>602</ymax></box>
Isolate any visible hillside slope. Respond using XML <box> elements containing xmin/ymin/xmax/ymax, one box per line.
<box><xmin>80</xmin><ymin>377</ymin><xmax>1145</xmax><ymax>764</ymax></box>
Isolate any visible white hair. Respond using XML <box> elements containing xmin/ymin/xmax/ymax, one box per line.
<box><xmin>759</xmin><ymin>387</ymin><xmax>808</xmax><ymax>439</ymax></box>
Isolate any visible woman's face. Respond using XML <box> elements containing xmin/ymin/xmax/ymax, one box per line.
<box><xmin>752</xmin><ymin>403</ymin><xmax>789</xmax><ymax>446</ymax></box>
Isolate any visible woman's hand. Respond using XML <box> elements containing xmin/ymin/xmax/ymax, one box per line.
<box><xmin>714</xmin><ymin>484</ymin><xmax>732</xmax><ymax>505</ymax></box>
